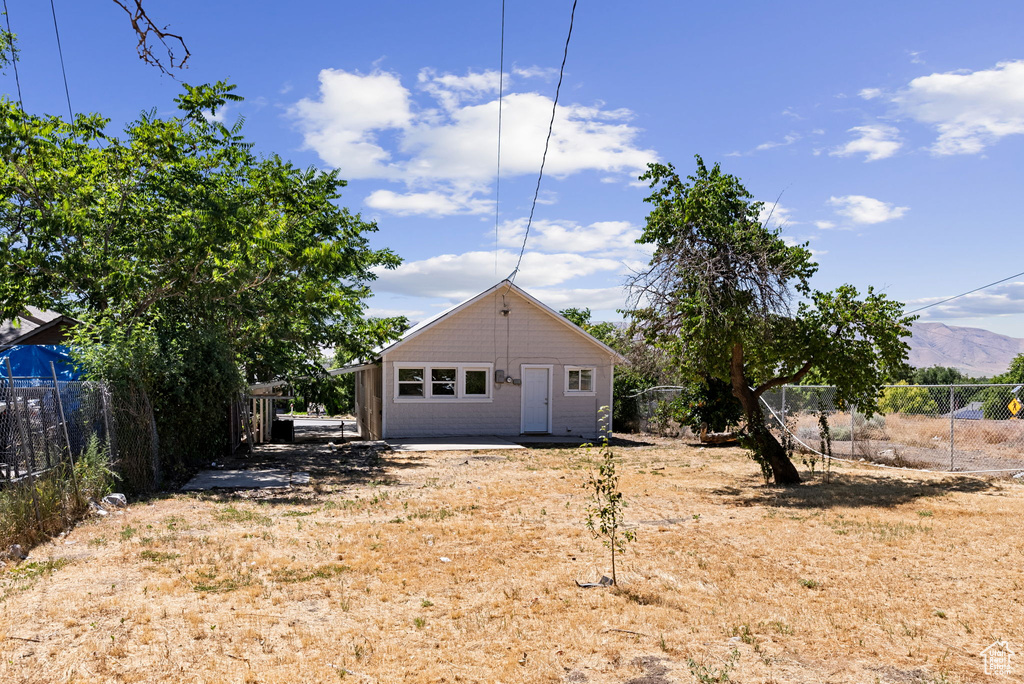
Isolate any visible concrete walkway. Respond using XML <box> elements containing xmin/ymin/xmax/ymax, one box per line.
<box><xmin>385</xmin><ymin>436</ymin><xmax>526</xmax><ymax>452</ymax></box>
<box><xmin>181</xmin><ymin>468</ymin><xmax>311</xmax><ymax>491</ymax></box>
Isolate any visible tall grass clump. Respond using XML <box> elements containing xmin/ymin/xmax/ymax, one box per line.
<box><xmin>0</xmin><ymin>435</ymin><xmax>116</xmax><ymax>552</ymax></box>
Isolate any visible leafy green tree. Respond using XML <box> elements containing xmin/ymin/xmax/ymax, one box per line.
<box><xmin>627</xmin><ymin>157</ymin><xmax>914</xmax><ymax>484</ymax></box>
<box><xmin>877</xmin><ymin>381</ymin><xmax>939</xmax><ymax>415</ymax></box>
<box><xmin>912</xmin><ymin>366</ymin><xmax>973</xmax><ymax>385</ymax></box>
<box><xmin>0</xmin><ymin>83</ymin><xmax>403</xmax><ymax>481</ymax></box>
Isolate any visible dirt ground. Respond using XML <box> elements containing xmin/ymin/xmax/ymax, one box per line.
<box><xmin>1</xmin><ymin>425</ymin><xmax>1023</xmax><ymax>683</ymax></box>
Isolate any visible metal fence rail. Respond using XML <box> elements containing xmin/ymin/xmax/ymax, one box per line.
<box><xmin>760</xmin><ymin>384</ymin><xmax>1024</xmax><ymax>473</ymax></box>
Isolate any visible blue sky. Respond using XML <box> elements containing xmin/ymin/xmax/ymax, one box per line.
<box><xmin>5</xmin><ymin>1</ymin><xmax>1024</xmax><ymax>335</ymax></box>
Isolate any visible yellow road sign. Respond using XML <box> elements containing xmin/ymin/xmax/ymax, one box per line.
<box><xmin>1009</xmin><ymin>398</ymin><xmax>1022</xmax><ymax>416</ymax></box>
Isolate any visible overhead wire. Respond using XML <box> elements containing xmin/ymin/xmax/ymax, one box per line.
<box><xmin>49</xmin><ymin>0</ymin><xmax>74</xmax><ymax>121</ymax></box>
<box><xmin>493</xmin><ymin>0</ymin><xmax>505</xmax><ymax>278</ymax></box>
<box><xmin>906</xmin><ymin>269</ymin><xmax>1024</xmax><ymax>315</ymax></box>
<box><xmin>508</xmin><ymin>0</ymin><xmax>578</xmax><ymax>285</ymax></box>
<box><xmin>2</xmin><ymin>0</ymin><xmax>25</xmax><ymax>109</ymax></box>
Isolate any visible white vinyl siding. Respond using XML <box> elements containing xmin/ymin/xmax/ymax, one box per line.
<box><xmin>381</xmin><ymin>288</ymin><xmax>614</xmax><ymax>438</ymax></box>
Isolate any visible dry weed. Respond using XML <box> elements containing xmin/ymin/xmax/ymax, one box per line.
<box><xmin>0</xmin><ymin>438</ymin><xmax>1021</xmax><ymax>683</ymax></box>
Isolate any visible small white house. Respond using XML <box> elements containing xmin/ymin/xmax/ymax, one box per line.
<box><xmin>337</xmin><ymin>280</ymin><xmax>622</xmax><ymax>440</ymax></box>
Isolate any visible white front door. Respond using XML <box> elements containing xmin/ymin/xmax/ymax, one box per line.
<box><xmin>521</xmin><ymin>366</ymin><xmax>551</xmax><ymax>433</ymax></box>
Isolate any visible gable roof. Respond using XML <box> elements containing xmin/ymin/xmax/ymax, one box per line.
<box><xmin>0</xmin><ymin>307</ymin><xmax>81</xmax><ymax>350</ymax></box>
<box><xmin>331</xmin><ymin>280</ymin><xmax>623</xmax><ymax>375</ymax></box>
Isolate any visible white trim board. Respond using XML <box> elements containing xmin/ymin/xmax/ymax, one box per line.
<box><xmin>520</xmin><ymin>364</ymin><xmax>553</xmax><ymax>434</ymax></box>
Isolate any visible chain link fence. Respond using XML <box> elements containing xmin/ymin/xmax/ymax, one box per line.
<box><xmin>628</xmin><ymin>383</ymin><xmax>1024</xmax><ymax>474</ymax></box>
<box><xmin>760</xmin><ymin>384</ymin><xmax>1024</xmax><ymax>474</ymax></box>
<box><xmin>1</xmin><ymin>375</ymin><xmax>159</xmax><ymax>491</ymax></box>
<box><xmin>627</xmin><ymin>386</ymin><xmax>694</xmax><ymax>437</ymax></box>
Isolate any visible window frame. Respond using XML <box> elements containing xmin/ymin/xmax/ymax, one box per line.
<box><xmin>396</xmin><ymin>367</ymin><xmax>426</xmax><ymax>398</ymax></box>
<box><xmin>564</xmin><ymin>366</ymin><xmax>597</xmax><ymax>396</ymax></box>
<box><xmin>393</xmin><ymin>363</ymin><xmax>494</xmax><ymax>402</ymax></box>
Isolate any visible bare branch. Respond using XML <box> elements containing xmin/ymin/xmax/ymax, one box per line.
<box><xmin>111</xmin><ymin>0</ymin><xmax>190</xmax><ymax>75</ymax></box>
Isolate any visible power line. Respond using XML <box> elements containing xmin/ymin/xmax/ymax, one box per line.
<box><xmin>493</xmin><ymin>0</ymin><xmax>505</xmax><ymax>278</ymax></box>
<box><xmin>49</xmin><ymin>0</ymin><xmax>74</xmax><ymax>121</ymax></box>
<box><xmin>2</xmin><ymin>0</ymin><xmax>25</xmax><ymax>109</ymax></box>
<box><xmin>907</xmin><ymin>269</ymin><xmax>1024</xmax><ymax>315</ymax></box>
<box><xmin>509</xmin><ymin>0</ymin><xmax>578</xmax><ymax>284</ymax></box>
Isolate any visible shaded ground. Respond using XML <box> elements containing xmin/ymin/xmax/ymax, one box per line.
<box><xmin>2</xmin><ymin>433</ymin><xmax>1023</xmax><ymax>683</ymax></box>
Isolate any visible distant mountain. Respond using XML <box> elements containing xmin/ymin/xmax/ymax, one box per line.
<box><xmin>907</xmin><ymin>322</ymin><xmax>1024</xmax><ymax>378</ymax></box>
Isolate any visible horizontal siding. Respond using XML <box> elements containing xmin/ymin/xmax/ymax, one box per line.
<box><xmin>382</xmin><ymin>289</ymin><xmax>613</xmax><ymax>438</ymax></box>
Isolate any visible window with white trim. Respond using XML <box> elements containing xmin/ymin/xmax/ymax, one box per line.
<box><xmin>431</xmin><ymin>367</ymin><xmax>457</xmax><ymax>396</ymax></box>
<box><xmin>393</xmin><ymin>363</ymin><xmax>494</xmax><ymax>401</ymax></box>
<box><xmin>397</xmin><ymin>367</ymin><xmax>424</xmax><ymax>397</ymax></box>
<box><xmin>565</xmin><ymin>366</ymin><xmax>595</xmax><ymax>395</ymax></box>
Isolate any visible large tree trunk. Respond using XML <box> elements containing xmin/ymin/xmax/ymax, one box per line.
<box><xmin>729</xmin><ymin>342</ymin><xmax>802</xmax><ymax>485</ymax></box>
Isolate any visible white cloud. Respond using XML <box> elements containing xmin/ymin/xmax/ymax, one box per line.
<box><xmin>858</xmin><ymin>88</ymin><xmax>883</xmax><ymax>100</ymax></box>
<box><xmin>814</xmin><ymin>220</ymin><xmax>836</xmax><ymax>230</ymax></box>
<box><xmin>371</xmin><ymin>249</ymin><xmax>625</xmax><ymax>301</ymax></box>
<box><xmin>364</xmin><ymin>306</ymin><xmax>426</xmax><ymax>319</ymax></box>
<box><xmin>755</xmin><ymin>133</ymin><xmax>801</xmax><ymax>152</ymax></box>
<box><xmin>891</xmin><ymin>59</ymin><xmax>1024</xmax><ymax>155</ymax></box>
<box><xmin>830</xmin><ymin>124</ymin><xmax>902</xmax><ymax>161</ymax></box>
<box><xmin>365</xmin><ymin>189</ymin><xmax>493</xmax><ymax>217</ymax></box>
<box><xmin>758</xmin><ymin>202</ymin><xmax>797</xmax><ymax>227</ymax></box>
<box><xmin>522</xmin><ymin>286</ymin><xmax>628</xmax><ymax>313</ymax></box>
<box><xmin>289</xmin><ymin>69</ymin><xmax>413</xmax><ymax>178</ymax></box>
<box><xmin>828</xmin><ymin>195</ymin><xmax>908</xmax><ymax>224</ymax></box>
<box><xmin>911</xmin><ymin>282</ymin><xmax>1024</xmax><ymax>319</ymax></box>
<box><xmin>290</xmin><ymin>68</ymin><xmax>657</xmax><ymax>216</ymax></box>
<box><xmin>512</xmin><ymin>66</ymin><xmax>559</xmax><ymax>80</ymax></box>
<box><xmin>417</xmin><ymin>68</ymin><xmax>502</xmax><ymax>110</ymax></box>
<box><xmin>496</xmin><ymin>219</ymin><xmax>644</xmax><ymax>256</ymax></box>
<box><xmin>780</xmin><ymin>235</ymin><xmax>826</xmax><ymax>257</ymax></box>
<box><xmin>202</xmin><ymin>105</ymin><xmax>231</xmax><ymax>124</ymax></box>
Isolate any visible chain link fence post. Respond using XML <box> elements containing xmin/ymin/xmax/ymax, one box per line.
<box><xmin>949</xmin><ymin>384</ymin><xmax>955</xmax><ymax>471</ymax></box>
<box><xmin>850</xmin><ymin>403</ymin><xmax>856</xmax><ymax>458</ymax></box>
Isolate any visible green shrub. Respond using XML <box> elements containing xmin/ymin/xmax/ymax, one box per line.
<box><xmin>878</xmin><ymin>382</ymin><xmax>938</xmax><ymax>415</ymax></box>
<box><xmin>0</xmin><ymin>436</ymin><xmax>116</xmax><ymax>551</ymax></box>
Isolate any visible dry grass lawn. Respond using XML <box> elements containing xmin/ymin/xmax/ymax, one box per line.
<box><xmin>2</xmin><ymin>435</ymin><xmax>1023</xmax><ymax>683</ymax></box>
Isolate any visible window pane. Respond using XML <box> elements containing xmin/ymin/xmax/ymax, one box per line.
<box><xmin>568</xmin><ymin>370</ymin><xmax>580</xmax><ymax>391</ymax></box>
<box><xmin>398</xmin><ymin>368</ymin><xmax>423</xmax><ymax>382</ymax></box>
<box><xmin>431</xmin><ymin>368</ymin><xmax>456</xmax><ymax>382</ymax></box>
<box><xmin>398</xmin><ymin>383</ymin><xmax>423</xmax><ymax>397</ymax></box>
<box><xmin>432</xmin><ymin>381</ymin><xmax>456</xmax><ymax>396</ymax></box>
<box><xmin>465</xmin><ymin>370</ymin><xmax>487</xmax><ymax>395</ymax></box>
<box><xmin>580</xmin><ymin>369</ymin><xmax>593</xmax><ymax>392</ymax></box>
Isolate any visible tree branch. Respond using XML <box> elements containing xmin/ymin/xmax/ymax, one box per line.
<box><xmin>111</xmin><ymin>0</ymin><xmax>190</xmax><ymax>75</ymax></box>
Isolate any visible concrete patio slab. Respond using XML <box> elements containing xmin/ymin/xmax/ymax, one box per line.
<box><xmin>385</xmin><ymin>436</ymin><xmax>525</xmax><ymax>452</ymax></box>
<box><xmin>181</xmin><ymin>468</ymin><xmax>311</xmax><ymax>491</ymax></box>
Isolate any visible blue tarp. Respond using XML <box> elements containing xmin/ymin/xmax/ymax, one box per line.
<box><xmin>0</xmin><ymin>345</ymin><xmax>82</xmax><ymax>380</ymax></box>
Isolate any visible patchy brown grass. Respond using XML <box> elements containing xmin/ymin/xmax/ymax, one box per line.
<box><xmin>2</xmin><ymin>437</ymin><xmax>1023</xmax><ymax>683</ymax></box>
